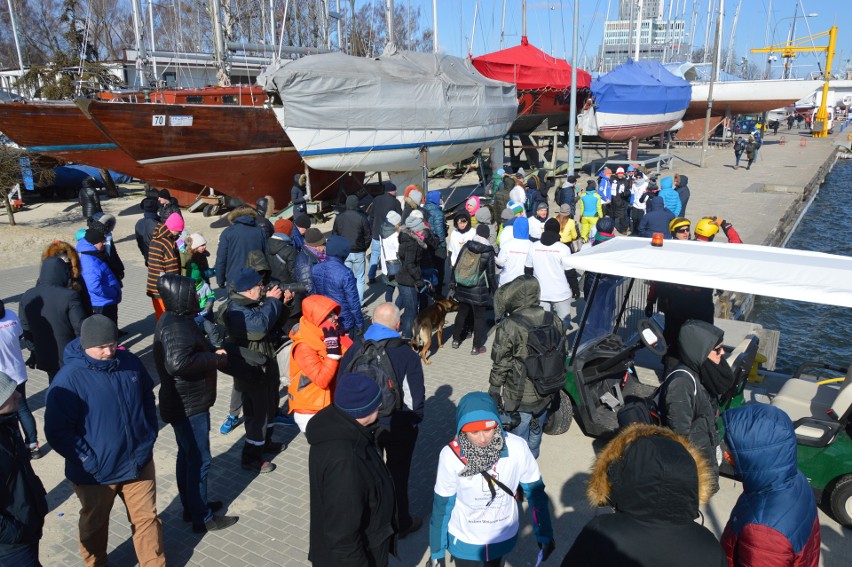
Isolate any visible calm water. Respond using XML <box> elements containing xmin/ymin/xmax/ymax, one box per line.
<box><xmin>748</xmin><ymin>159</ymin><xmax>852</xmax><ymax>374</ymax></box>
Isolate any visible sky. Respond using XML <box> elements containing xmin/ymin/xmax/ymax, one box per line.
<box><xmin>366</xmin><ymin>0</ymin><xmax>852</xmax><ymax>78</ymax></box>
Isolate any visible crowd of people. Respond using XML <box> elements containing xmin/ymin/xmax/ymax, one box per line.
<box><xmin>0</xmin><ymin>171</ymin><xmax>821</xmax><ymax>567</ymax></box>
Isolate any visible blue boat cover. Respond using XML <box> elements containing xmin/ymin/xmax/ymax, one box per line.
<box><xmin>50</xmin><ymin>165</ymin><xmax>133</xmax><ymax>190</ymax></box>
<box><xmin>592</xmin><ymin>60</ymin><xmax>691</xmax><ymax>116</ymax></box>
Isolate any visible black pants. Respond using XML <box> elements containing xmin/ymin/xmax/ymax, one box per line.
<box><xmin>453</xmin><ymin>303</ymin><xmax>487</xmax><ymax>348</ymax></box>
<box><xmin>377</xmin><ymin>419</ymin><xmax>419</xmax><ymax>530</ymax></box>
<box><xmin>629</xmin><ymin>207</ymin><xmax>645</xmax><ymax>235</ymax></box>
<box><xmin>241</xmin><ymin>379</ymin><xmax>278</xmax><ymax>444</ymax></box>
<box><xmin>92</xmin><ymin>303</ymin><xmax>118</xmax><ymax>325</ymax></box>
<box><xmin>612</xmin><ymin>206</ymin><xmax>629</xmax><ymax>234</ymax></box>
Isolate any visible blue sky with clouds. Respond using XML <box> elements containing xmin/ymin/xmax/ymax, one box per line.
<box><xmin>369</xmin><ymin>0</ymin><xmax>851</xmax><ymax>78</ymax></box>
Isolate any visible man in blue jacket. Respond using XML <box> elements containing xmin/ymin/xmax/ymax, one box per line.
<box><xmin>214</xmin><ymin>206</ymin><xmax>268</xmax><ymax>290</ymax></box>
<box><xmin>44</xmin><ymin>315</ymin><xmax>164</xmax><ymax>566</ymax></box>
<box><xmin>312</xmin><ymin>235</ymin><xmax>364</xmax><ymax>335</ymax></box>
<box><xmin>658</xmin><ymin>175</ymin><xmax>682</xmax><ymax>216</ymax></box>
<box><xmin>76</xmin><ymin>227</ymin><xmax>122</xmax><ymax>324</ymax></box>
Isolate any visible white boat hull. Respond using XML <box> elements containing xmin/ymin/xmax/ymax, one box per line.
<box><xmin>279</xmin><ymin>118</ymin><xmax>511</xmax><ymax>172</ymax></box>
<box><xmin>594</xmin><ymin>109</ymin><xmax>686</xmax><ymax>141</ymax></box>
<box><xmin>688</xmin><ymin>79</ymin><xmax>824</xmax><ymax>116</ymax></box>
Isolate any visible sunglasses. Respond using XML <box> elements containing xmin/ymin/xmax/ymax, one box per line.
<box><xmin>676</xmin><ymin>227</ymin><xmax>690</xmax><ymax>234</ymax></box>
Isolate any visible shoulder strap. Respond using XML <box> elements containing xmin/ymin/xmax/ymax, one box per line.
<box><xmin>448</xmin><ymin>440</ymin><xmax>515</xmax><ymax>499</ymax></box>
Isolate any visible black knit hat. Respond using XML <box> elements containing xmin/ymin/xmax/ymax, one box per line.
<box><xmin>157</xmin><ymin>189</ymin><xmax>171</xmax><ymax>199</ymax></box>
<box><xmin>84</xmin><ymin>227</ymin><xmax>106</xmax><ymax>245</ymax></box>
<box><xmin>141</xmin><ymin>197</ymin><xmax>158</xmax><ymax>213</ymax></box>
<box><xmin>334</xmin><ymin>373</ymin><xmax>382</xmax><ymax>419</ymax></box>
<box><xmin>81</xmin><ymin>314</ymin><xmax>118</xmax><ymax>348</ymax></box>
<box><xmin>294</xmin><ymin>214</ymin><xmax>311</xmax><ymax>230</ymax></box>
<box><xmin>475</xmin><ymin>224</ymin><xmax>490</xmax><ymax>238</ymax></box>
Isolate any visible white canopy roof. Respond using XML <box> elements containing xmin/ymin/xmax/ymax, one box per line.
<box><xmin>567</xmin><ymin>237</ymin><xmax>852</xmax><ymax>308</ymax></box>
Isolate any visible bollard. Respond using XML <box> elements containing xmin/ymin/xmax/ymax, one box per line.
<box><xmin>800</xmin><ymin>138</ymin><xmax>808</xmax><ymax>147</ymax></box>
<box><xmin>779</xmin><ymin>136</ymin><xmax>786</xmax><ymax>145</ymax></box>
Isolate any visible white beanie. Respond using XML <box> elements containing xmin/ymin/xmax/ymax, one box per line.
<box><xmin>189</xmin><ymin>233</ymin><xmax>207</xmax><ymax>248</ymax></box>
<box><xmin>386</xmin><ymin>210</ymin><xmax>402</xmax><ymax>225</ymax></box>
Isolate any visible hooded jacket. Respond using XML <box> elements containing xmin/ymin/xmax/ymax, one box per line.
<box><xmin>306</xmin><ymin>402</ymin><xmax>397</xmax><ymax>566</ymax></box>
<box><xmin>77</xmin><ymin>237</ymin><xmax>122</xmax><ymax>307</ymax></box>
<box><xmin>658</xmin><ymin>176</ymin><xmax>682</xmax><ymax>216</ymax></box>
<box><xmin>214</xmin><ymin>207</ymin><xmax>268</xmax><ymax>288</ymax></box>
<box><xmin>490</xmin><ymin>276</ymin><xmax>563</xmax><ymax>413</ymax></box>
<box><xmin>638</xmin><ymin>196</ymin><xmax>676</xmax><ymax>238</ymax></box>
<box><xmin>451</xmin><ymin>239</ymin><xmax>496</xmax><ymax>306</ymax></box>
<box><xmin>267</xmin><ymin>233</ymin><xmax>298</xmax><ymax>285</ymax></box>
<box><xmin>135</xmin><ymin>211</ymin><xmax>160</xmax><ymax>264</ymax></box>
<box><xmin>496</xmin><ymin>217</ymin><xmax>531</xmax><ymax>287</ymax></box>
<box><xmin>19</xmin><ymin>257</ymin><xmax>86</xmax><ymax>373</ymax></box>
<box><xmin>145</xmin><ymin>224</ymin><xmax>181</xmax><ymax>298</ymax></box>
<box><xmin>288</xmin><ymin>296</ymin><xmax>349</xmax><ymax>414</ymax></box>
<box><xmin>423</xmin><ymin>194</ymin><xmax>447</xmax><ymax>245</ymax></box>
<box><xmin>0</xmin><ymin>412</ymin><xmax>47</xmax><ymax>558</ymax></box>
<box><xmin>78</xmin><ymin>184</ymin><xmax>102</xmax><ymax>219</ymax></box>
<box><xmin>221</xmin><ymin>284</ymin><xmax>283</xmax><ymax>391</ymax></box>
<box><xmin>447</xmin><ymin>211</ymin><xmax>475</xmax><ymax>265</ymax></box>
<box><xmin>291</xmin><ymin>174</ymin><xmax>307</xmax><ymax>214</ymax></box>
<box><xmin>44</xmin><ymin>339</ymin><xmax>158</xmax><ymax>485</ymax></box>
<box><xmin>429</xmin><ymin>392</ymin><xmax>552</xmax><ymax>562</ymax></box>
<box><xmin>561</xmin><ymin>424</ymin><xmax>725</xmax><ymax>567</ymax></box>
<box><xmin>312</xmin><ymin>236</ymin><xmax>364</xmax><ymax>331</ymax></box>
<box><xmin>577</xmin><ymin>189</ymin><xmax>603</xmax><ymax>219</ymax></box>
<box><xmin>660</xmin><ymin>320</ymin><xmax>722</xmax><ymax>466</ymax></box>
<box><xmin>154</xmin><ymin>274</ymin><xmax>221</xmax><ymax>423</ymax></box>
<box><xmin>369</xmin><ymin>191</ymin><xmax>402</xmax><ymax>241</ymax></box>
<box><xmin>41</xmin><ymin>241</ymin><xmax>90</xmax><ymax>314</ymax></box>
<box><xmin>721</xmin><ymin>405</ymin><xmax>820</xmax><ymax>567</ymax></box>
<box><xmin>675</xmin><ymin>175</ymin><xmax>691</xmax><ymax>217</ymax></box>
<box><xmin>333</xmin><ymin>195</ymin><xmax>371</xmax><ymax>252</ymax></box>
<box><xmin>396</xmin><ymin>228</ymin><xmax>427</xmax><ymax>288</ymax></box>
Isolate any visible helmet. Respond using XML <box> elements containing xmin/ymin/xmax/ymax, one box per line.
<box><xmin>695</xmin><ymin>217</ymin><xmax>720</xmax><ymax>239</ymax></box>
<box><xmin>669</xmin><ymin>217</ymin><xmax>691</xmax><ymax>235</ymax></box>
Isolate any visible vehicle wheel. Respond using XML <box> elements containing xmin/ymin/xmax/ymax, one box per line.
<box><xmin>544</xmin><ymin>390</ymin><xmax>573</xmax><ymax>435</ymax></box>
<box><xmin>829</xmin><ymin>474</ymin><xmax>852</xmax><ymax>527</ymax></box>
<box><xmin>202</xmin><ymin>203</ymin><xmax>220</xmax><ymax>217</ymax></box>
<box><xmin>442</xmin><ymin>168</ymin><xmax>455</xmax><ymax>179</ymax></box>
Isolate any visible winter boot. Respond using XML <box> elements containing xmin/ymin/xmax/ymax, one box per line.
<box><xmin>241</xmin><ymin>443</ymin><xmax>276</xmax><ymax>473</ymax></box>
<box><xmin>263</xmin><ymin>428</ymin><xmax>285</xmax><ymax>455</ymax></box>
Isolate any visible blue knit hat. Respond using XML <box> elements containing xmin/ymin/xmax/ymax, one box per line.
<box><xmin>334</xmin><ymin>373</ymin><xmax>382</xmax><ymax>419</ymax></box>
<box><xmin>232</xmin><ymin>268</ymin><xmax>262</xmax><ymax>292</ymax></box>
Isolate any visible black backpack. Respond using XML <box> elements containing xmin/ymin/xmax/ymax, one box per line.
<box><xmin>616</xmin><ymin>369</ymin><xmax>697</xmax><ymax>429</ymax></box>
<box><xmin>511</xmin><ymin>311</ymin><xmax>567</xmax><ymax>396</ymax></box>
<box><xmin>344</xmin><ymin>338</ymin><xmax>406</xmax><ymax>417</ymax></box>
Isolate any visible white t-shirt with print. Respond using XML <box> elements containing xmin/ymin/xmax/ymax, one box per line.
<box><xmin>0</xmin><ymin>311</ymin><xmax>27</xmax><ymax>384</ymax></box>
<box><xmin>448</xmin><ymin>228</ymin><xmax>475</xmax><ymax>265</ymax></box>
<box><xmin>496</xmin><ymin>239</ymin><xmax>531</xmax><ymax>287</ymax></box>
<box><xmin>524</xmin><ymin>240</ymin><xmax>574</xmax><ymax>301</ymax></box>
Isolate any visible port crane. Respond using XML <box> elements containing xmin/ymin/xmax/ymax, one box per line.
<box><xmin>751</xmin><ymin>26</ymin><xmax>837</xmax><ymax>138</ymax></box>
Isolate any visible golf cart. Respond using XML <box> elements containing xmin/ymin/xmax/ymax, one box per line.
<box><xmin>544</xmin><ymin>237</ymin><xmax>852</xmax><ymax>526</ymax></box>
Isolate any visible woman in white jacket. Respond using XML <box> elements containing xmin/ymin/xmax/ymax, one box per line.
<box><xmin>379</xmin><ymin>210</ymin><xmax>402</xmax><ymax>302</ymax></box>
<box><xmin>447</xmin><ymin>210</ymin><xmax>475</xmax><ymax>266</ymax></box>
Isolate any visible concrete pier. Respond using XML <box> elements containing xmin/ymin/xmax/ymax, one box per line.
<box><xmin>1</xmin><ymin>126</ymin><xmax>848</xmax><ymax>566</ymax></box>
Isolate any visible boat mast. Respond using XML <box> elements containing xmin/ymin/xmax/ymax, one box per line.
<box><xmin>724</xmin><ymin>0</ymin><xmax>742</xmax><ymax>75</ymax></box>
<box><xmin>433</xmin><ymin>0</ymin><xmax>439</xmax><ymax>52</ymax></box>
<box><xmin>469</xmin><ymin>0</ymin><xmax>478</xmax><ymax>57</ymax></box>
<box><xmin>386</xmin><ymin>0</ymin><xmax>395</xmax><ymax>48</ymax></box>
<box><xmin>700</xmin><ymin>0</ymin><xmax>723</xmax><ymax>167</ymax></box>
<box><xmin>567</xmin><ymin>0</ymin><xmax>579</xmax><ymax>176</ymax></box>
<box><xmin>4</xmin><ymin>0</ymin><xmax>26</xmax><ymax>96</ymax></box>
<box><xmin>499</xmin><ymin>0</ymin><xmax>507</xmax><ymax>49</ymax></box>
<box><xmin>148</xmin><ymin>0</ymin><xmax>158</xmax><ymax>82</ymax></box>
<box><xmin>783</xmin><ymin>0</ymin><xmax>800</xmax><ymax>79</ymax></box>
<box><xmin>130</xmin><ymin>0</ymin><xmax>152</xmax><ymax>87</ymax></box>
<box><xmin>634</xmin><ymin>0</ymin><xmax>644</xmax><ymax>60</ymax></box>
<box><xmin>522</xmin><ymin>0</ymin><xmax>526</xmax><ymax>40</ymax></box>
<box><xmin>210</xmin><ymin>0</ymin><xmax>230</xmax><ymax>85</ymax></box>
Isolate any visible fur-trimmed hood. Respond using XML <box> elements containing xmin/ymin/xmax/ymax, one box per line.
<box><xmin>398</xmin><ymin>227</ymin><xmax>428</xmax><ymax>249</ymax></box>
<box><xmin>226</xmin><ymin>206</ymin><xmax>259</xmax><ymax>224</ymax></box>
<box><xmin>42</xmin><ymin>240</ymin><xmax>82</xmax><ymax>285</ymax></box>
<box><xmin>587</xmin><ymin>424</ymin><xmax>714</xmax><ymax>524</ymax></box>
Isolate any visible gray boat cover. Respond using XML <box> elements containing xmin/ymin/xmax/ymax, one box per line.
<box><xmin>256</xmin><ymin>47</ymin><xmax>518</xmax><ymax>130</ymax></box>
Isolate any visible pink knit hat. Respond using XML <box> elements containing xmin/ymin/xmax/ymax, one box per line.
<box><xmin>164</xmin><ymin>212</ymin><xmax>184</xmax><ymax>232</ymax></box>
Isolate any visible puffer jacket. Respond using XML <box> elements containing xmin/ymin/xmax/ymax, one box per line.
<box><xmin>332</xmin><ymin>195</ymin><xmax>371</xmax><ymax>252</ymax></box>
<box><xmin>221</xmin><ymin>288</ymin><xmax>283</xmax><ymax>391</ymax></box>
<box><xmin>396</xmin><ymin>228</ymin><xmax>426</xmax><ymax>288</ymax></box>
<box><xmin>44</xmin><ymin>339</ymin><xmax>158</xmax><ymax>485</ymax></box>
<box><xmin>154</xmin><ymin>274</ymin><xmax>221</xmax><ymax>423</ymax></box>
<box><xmin>0</xmin><ymin>413</ymin><xmax>47</xmax><ymax>558</ymax></box>
<box><xmin>20</xmin><ymin>256</ymin><xmax>86</xmax><ymax>373</ymax></box>
<box><xmin>79</xmin><ymin>185</ymin><xmax>102</xmax><ymax>219</ymax></box>
<box><xmin>660</xmin><ymin>320</ymin><xmax>722</xmax><ymax>468</ymax></box>
<box><xmin>306</xmin><ymin>403</ymin><xmax>397</xmax><ymax>566</ymax></box>
<box><xmin>288</xmin><ymin>296</ymin><xmax>349</xmax><ymax>414</ymax></box>
<box><xmin>490</xmin><ymin>276</ymin><xmax>563</xmax><ymax>413</ymax></box>
<box><xmin>312</xmin><ymin>237</ymin><xmax>363</xmax><ymax>332</ymax></box>
<box><xmin>291</xmin><ymin>174</ymin><xmax>307</xmax><ymax>215</ymax></box>
<box><xmin>146</xmin><ymin>224</ymin><xmax>181</xmax><ymax>298</ymax></box>
<box><xmin>451</xmin><ymin>239</ymin><xmax>496</xmax><ymax>306</ymax></box>
<box><xmin>577</xmin><ymin>189</ymin><xmax>602</xmax><ymax>219</ymax></box>
<box><xmin>76</xmin><ymin>237</ymin><xmax>121</xmax><ymax>307</ymax></box>
<box><xmin>267</xmin><ymin>233</ymin><xmax>298</xmax><ymax>284</ymax></box>
<box><xmin>638</xmin><ymin>195</ymin><xmax>675</xmax><ymax>238</ymax></box>
<box><xmin>423</xmin><ymin>197</ymin><xmax>447</xmax><ymax>244</ymax></box>
<box><xmin>41</xmin><ymin>240</ymin><xmax>90</xmax><ymax>315</ymax></box>
<box><xmin>295</xmin><ymin>245</ymin><xmax>325</xmax><ymax>294</ymax></box>
<box><xmin>675</xmin><ymin>174</ymin><xmax>691</xmax><ymax>217</ymax></box>
<box><xmin>721</xmin><ymin>405</ymin><xmax>820</xmax><ymax>567</ymax></box>
<box><xmin>658</xmin><ymin>176</ymin><xmax>682</xmax><ymax>216</ymax></box>
<box><xmin>214</xmin><ymin>207</ymin><xmax>268</xmax><ymax>288</ymax></box>
<box><xmin>561</xmin><ymin>424</ymin><xmax>725</xmax><ymax>567</ymax></box>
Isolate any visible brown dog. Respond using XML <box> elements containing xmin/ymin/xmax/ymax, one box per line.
<box><xmin>411</xmin><ymin>298</ymin><xmax>460</xmax><ymax>365</ymax></box>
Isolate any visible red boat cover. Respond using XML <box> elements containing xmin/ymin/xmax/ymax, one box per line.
<box><xmin>472</xmin><ymin>36</ymin><xmax>591</xmax><ymax>91</ymax></box>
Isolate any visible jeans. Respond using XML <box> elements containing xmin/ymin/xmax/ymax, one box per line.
<box><xmin>0</xmin><ymin>543</ymin><xmax>41</xmax><ymax>567</ymax></box>
<box><xmin>345</xmin><ymin>251</ymin><xmax>367</xmax><ymax>305</ymax></box>
<box><xmin>171</xmin><ymin>412</ymin><xmax>213</xmax><ymax>527</ymax></box>
<box><xmin>396</xmin><ymin>285</ymin><xmax>418</xmax><ymax>339</ymax></box>
<box><xmin>540</xmin><ymin>298</ymin><xmax>574</xmax><ymax>331</ymax></box>
<box><xmin>734</xmin><ymin>153</ymin><xmax>742</xmax><ymax>167</ymax></box>
<box><xmin>512</xmin><ymin>407</ymin><xmax>549</xmax><ymax>459</ymax></box>
<box><xmin>368</xmin><ymin>238</ymin><xmax>381</xmax><ymax>280</ymax></box>
<box><xmin>15</xmin><ymin>383</ymin><xmax>38</xmax><ymax>447</ymax></box>
<box><xmin>72</xmin><ymin>459</ymin><xmax>164</xmax><ymax>567</ymax></box>
<box><xmin>242</xmin><ymin>379</ymin><xmax>279</xmax><ymax>444</ymax></box>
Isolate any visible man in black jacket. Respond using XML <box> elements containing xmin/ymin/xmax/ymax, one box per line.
<box><xmin>291</xmin><ymin>174</ymin><xmax>308</xmax><ymax>216</ymax></box>
<box><xmin>0</xmin><ymin>372</ymin><xmax>47</xmax><ymax>566</ymax></box>
<box><xmin>333</xmin><ymin>194</ymin><xmax>372</xmax><ymax>305</ymax></box>
<box><xmin>156</xmin><ymin>189</ymin><xmax>181</xmax><ymax>224</ymax></box>
<box><xmin>153</xmin><ymin>274</ymin><xmax>237</xmax><ymax>533</ymax></box>
<box><xmin>78</xmin><ymin>176</ymin><xmax>102</xmax><ymax>225</ymax></box>
<box><xmin>306</xmin><ymin>372</ymin><xmax>397</xmax><ymax>566</ymax></box>
<box><xmin>20</xmin><ymin>257</ymin><xmax>86</xmax><ymax>383</ymax></box>
<box><xmin>339</xmin><ymin>303</ymin><xmax>425</xmax><ymax>539</ymax></box>
<box><xmin>135</xmin><ymin>197</ymin><xmax>160</xmax><ymax>265</ymax></box>
<box><xmin>368</xmin><ymin>183</ymin><xmax>401</xmax><ymax>284</ymax></box>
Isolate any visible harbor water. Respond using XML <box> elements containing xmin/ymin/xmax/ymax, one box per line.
<box><xmin>748</xmin><ymin>159</ymin><xmax>852</xmax><ymax>374</ymax></box>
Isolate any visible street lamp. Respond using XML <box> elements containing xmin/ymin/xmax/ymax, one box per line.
<box><xmin>766</xmin><ymin>13</ymin><xmax>819</xmax><ymax>79</ymax></box>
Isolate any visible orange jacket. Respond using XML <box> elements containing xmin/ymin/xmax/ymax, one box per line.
<box><xmin>287</xmin><ymin>295</ymin><xmax>351</xmax><ymax>414</ymax></box>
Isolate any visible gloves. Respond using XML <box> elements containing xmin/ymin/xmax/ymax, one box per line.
<box><xmin>644</xmin><ymin>302</ymin><xmax>654</xmax><ymax>318</ymax></box>
<box><xmin>538</xmin><ymin>539</ymin><xmax>556</xmax><ymax>562</ymax></box>
<box><xmin>321</xmin><ymin>321</ymin><xmax>342</xmax><ymax>359</ymax></box>
<box><xmin>488</xmin><ymin>386</ymin><xmax>504</xmax><ymax>412</ymax></box>
<box><xmin>719</xmin><ymin>219</ymin><xmax>733</xmax><ymax>235</ymax></box>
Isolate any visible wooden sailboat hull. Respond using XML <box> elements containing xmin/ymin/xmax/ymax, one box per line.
<box><xmin>0</xmin><ymin>101</ymin><xmax>203</xmax><ymax>192</ymax></box>
<box><xmin>509</xmin><ymin>88</ymin><xmax>590</xmax><ymax>133</ymax></box>
<box><xmin>80</xmin><ymin>100</ymin><xmax>353</xmax><ymax>206</ymax></box>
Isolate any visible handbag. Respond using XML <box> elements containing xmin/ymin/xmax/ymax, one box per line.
<box><xmin>569</xmin><ymin>238</ymin><xmax>583</xmax><ymax>254</ymax></box>
<box><xmin>381</xmin><ymin>238</ymin><xmax>401</xmax><ymax>277</ymax></box>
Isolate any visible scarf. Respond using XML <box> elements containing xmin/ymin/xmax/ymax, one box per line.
<box><xmin>305</xmin><ymin>245</ymin><xmax>327</xmax><ymax>262</ymax></box>
<box><xmin>699</xmin><ymin>358</ymin><xmax>736</xmax><ymax>398</ymax></box>
<box><xmin>457</xmin><ymin>431</ymin><xmax>504</xmax><ymax>477</ymax></box>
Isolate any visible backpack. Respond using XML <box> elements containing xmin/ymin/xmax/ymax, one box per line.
<box><xmin>616</xmin><ymin>369</ymin><xmax>697</xmax><ymax>429</ymax></box>
<box><xmin>454</xmin><ymin>245</ymin><xmax>485</xmax><ymax>287</ymax></box>
<box><xmin>734</xmin><ymin>139</ymin><xmax>745</xmax><ymax>153</ymax></box>
<box><xmin>343</xmin><ymin>338</ymin><xmax>407</xmax><ymax>417</ymax></box>
<box><xmin>510</xmin><ymin>311</ymin><xmax>567</xmax><ymax>396</ymax></box>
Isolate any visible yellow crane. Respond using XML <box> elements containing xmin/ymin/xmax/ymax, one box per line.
<box><xmin>751</xmin><ymin>26</ymin><xmax>837</xmax><ymax>138</ymax></box>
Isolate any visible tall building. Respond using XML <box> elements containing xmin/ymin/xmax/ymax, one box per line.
<box><xmin>600</xmin><ymin>1</ymin><xmax>689</xmax><ymax>72</ymax></box>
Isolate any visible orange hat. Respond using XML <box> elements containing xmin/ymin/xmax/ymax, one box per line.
<box><xmin>461</xmin><ymin>419</ymin><xmax>499</xmax><ymax>432</ymax></box>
